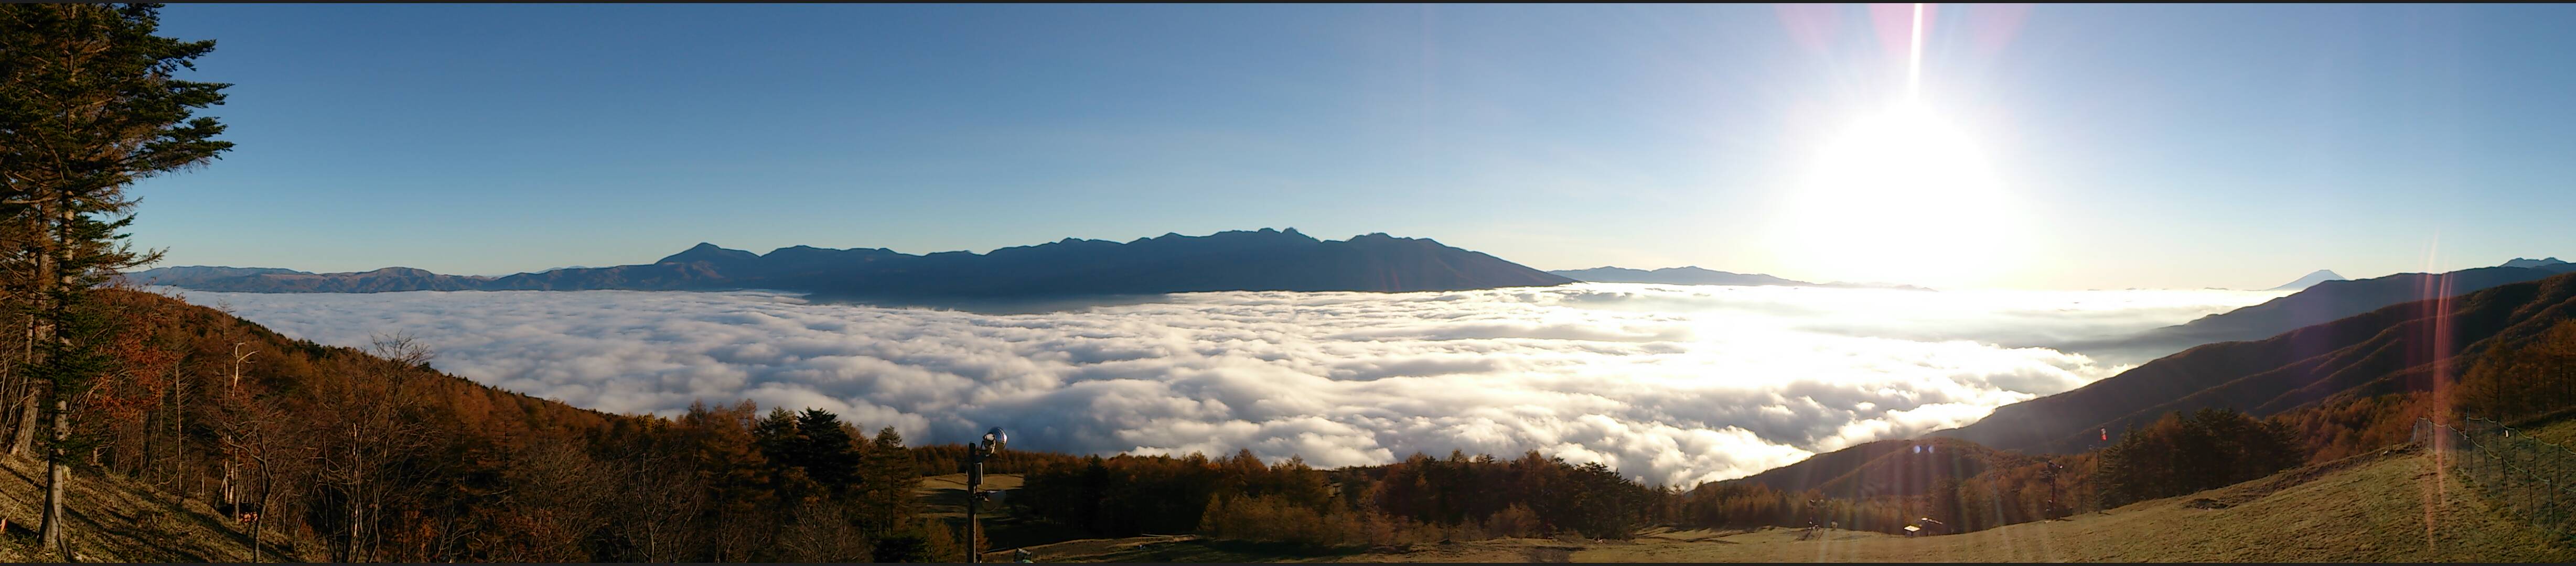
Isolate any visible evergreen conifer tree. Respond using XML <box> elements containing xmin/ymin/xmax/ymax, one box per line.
<box><xmin>0</xmin><ymin>4</ymin><xmax>232</xmax><ymax>556</ymax></box>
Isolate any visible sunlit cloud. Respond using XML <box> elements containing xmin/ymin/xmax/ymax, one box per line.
<box><xmin>167</xmin><ymin>283</ymin><xmax>2279</xmax><ymax>487</ymax></box>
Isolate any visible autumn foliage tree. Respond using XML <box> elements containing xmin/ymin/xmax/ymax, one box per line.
<box><xmin>0</xmin><ymin>3</ymin><xmax>232</xmax><ymax>556</ymax></box>
<box><xmin>1013</xmin><ymin>448</ymin><xmax>1669</xmax><ymax>552</ymax></box>
<box><xmin>2456</xmin><ymin>319</ymin><xmax>2576</xmax><ymax>424</ymax></box>
<box><xmin>2097</xmin><ymin>408</ymin><xmax>2302</xmax><ymax>507</ymax></box>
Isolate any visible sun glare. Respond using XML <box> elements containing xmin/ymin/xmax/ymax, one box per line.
<box><xmin>1769</xmin><ymin>4</ymin><xmax>2022</xmax><ymax>289</ymax></box>
<box><xmin>1782</xmin><ymin>101</ymin><xmax>2015</xmax><ymax>287</ymax></box>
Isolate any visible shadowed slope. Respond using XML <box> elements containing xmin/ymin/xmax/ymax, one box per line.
<box><xmin>1944</xmin><ymin>271</ymin><xmax>2576</xmax><ymax>454</ymax></box>
<box><xmin>2057</xmin><ymin>264</ymin><xmax>2576</xmax><ymax>363</ymax></box>
<box><xmin>1727</xmin><ymin>437</ymin><xmax>2030</xmax><ymax>498</ymax></box>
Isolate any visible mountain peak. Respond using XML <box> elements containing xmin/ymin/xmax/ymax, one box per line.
<box><xmin>2502</xmin><ymin>257</ymin><xmax>2569</xmax><ymax>269</ymax></box>
<box><xmin>2264</xmin><ymin>269</ymin><xmax>2345</xmax><ymax>291</ymax></box>
<box><xmin>657</xmin><ymin>243</ymin><xmax>759</xmax><ymax>265</ymax></box>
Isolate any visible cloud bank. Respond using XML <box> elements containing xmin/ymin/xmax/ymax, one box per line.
<box><xmin>170</xmin><ymin>284</ymin><xmax>2282</xmax><ymax>487</ymax></box>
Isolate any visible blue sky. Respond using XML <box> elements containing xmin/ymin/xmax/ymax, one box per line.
<box><xmin>132</xmin><ymin>4</ymin><xmax>2576</xmax><ymax>290</ymax></box>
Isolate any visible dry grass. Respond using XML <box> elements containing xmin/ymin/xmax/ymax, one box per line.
<box><xmin>918</xmin><ymin>472</ymin><xmax>1099</xmax><ymax>562</ymax></box>
<box><xmin>1045</xmin><ymin>446</ymin><xmax>2571</xmax><ymax>563</ymax></box>
<box><xmin>0</xmin><ymin>454</ymin><xmax>318</xmax><ymax>562</ymax></box>
<box><xmin>2528</xmin><ymin>417</ymin><xmax>2576</xmax><ymax>447</ymax></box>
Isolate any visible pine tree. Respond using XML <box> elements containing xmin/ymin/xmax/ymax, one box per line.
<box><xmin>0</xmin><ymin>4</ymin><xmax>233</xmax><ymax>556</ymax></box>
<box><xmin>788</xmin><ymin>408</ymin><xmax>860</xmax><ymax>493</ymax></box>
<box><xmin>858</xmin><ymin>426</ymin><xmax>916</xmax><ymax>539</ymax></box>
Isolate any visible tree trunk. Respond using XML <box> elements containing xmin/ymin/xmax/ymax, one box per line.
<box><xmin>168</xmin><ymin>376</ymin><xmax>183</xmax><ymax>490</ymax></box>
<box><xmin>35</xmin><ymin>200</ymin><xmax>64</xmax><ymax>559</ymax></box>
<box><xmin>9</xmin><ymin>385</ymin><xmax>34</xmax><ymax>456</ymax></box>
<box><xmin>0</xmin><ymin>320</ymin><xmax>22</xmax><ymax>457</ymax></box>
<box><xmin>9</xmin><ymin>314</ymin><xmax>34</xmax><ymax>456</ymax></box>
<box><xmin>42</xmin><ymin>396</ymin><xmax>66</xmax><ymax>557</ymax></box>
<box><xmin>252</xmin><ymin>456</ymin><xmax>270</xmax><ymax>564</ymax></box>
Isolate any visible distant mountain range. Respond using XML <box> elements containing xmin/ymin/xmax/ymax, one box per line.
<box><xmin>1939</xmin><ymin>268</ymin><xmax>2576</xmax><ymax>454</ymax></box>
<box><xmin>2264</xmin><ymin>269</ymin><xmax>2344</xmax><ymax>291</ymax></box>
<box><xmin>1546</xmin><ymin>266</ymin><xmax>1933</xmax><ymax>291</ymax></box>
<box><xmin>2502</xmin><ymin>257</ymin><xmax>2569</xmax><ymax>269</ymax></box>
<box><xmin>2051</xmin><ymin>260</ymin><xmax>2576</xmax><ymax>363</ymax></box>
<box><xmin>120</xmin><ymin>266</ymin><xmax>315</xmax><ymax>285</ymax></box>
<box><xmin>123</xmin><ymin>228</ymin><xmax>1577</xmax><ymax>298</ymax></box>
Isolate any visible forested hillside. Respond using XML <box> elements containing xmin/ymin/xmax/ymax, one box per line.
<box><xmin>1944</xmin><ymin>271</ymin><xmax>2576</xmax><ymax>454</ymax></box>
<box><xmin>1679</xmin><ymin>301</ymin><xmax>2576</xmax><ymax>542</ymax></box>
<box><xmin>2055</xmin><ymin>263</ymin><xmax>2576</xmax><ymax>362</ymax></box>
<box><xmin>0</xmin><ymin>288</ymin><xmax>1696</xmax><ymax>561</ymax></box>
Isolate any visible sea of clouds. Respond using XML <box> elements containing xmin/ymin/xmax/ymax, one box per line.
<box><xmin>168</xmin><ymin>283</ymin><xmax>2283</xmax><ymax>487</ymax></box>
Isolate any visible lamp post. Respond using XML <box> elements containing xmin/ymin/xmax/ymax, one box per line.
<box><xmin>2042</xmin><ymin>461</ymin><xmax>2064</xmax><ymax>518</ymax></box>
<box><xmin>967</xmin><ymin>427</ymin><xmax>1005</xmax><ymax>563</ymax></box>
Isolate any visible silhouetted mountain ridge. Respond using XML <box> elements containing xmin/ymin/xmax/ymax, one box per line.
<box><xmin>2053</xmin><ymin>263</ymin><xmax>2576</xmax><ymax>363</ymax></box>
<box><xmin>126</xmin><ymin>228</ymin><xmax>1575</xmax><ymax>298</ymax></box>
<box><xmin>114</xmin><ymin>265</ymin><xmax>311</xmax><ymax>287</ymax></box>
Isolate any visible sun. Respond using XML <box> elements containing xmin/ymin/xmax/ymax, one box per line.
<box><xmin>1765</xmin><ymin>5</ymin><xmax>2023</xmax><ymax>289</ymax></box>
<box><xmin>1774</xmin><ymin>101</ymin><xmax>2019</xmax><ymax>287</ymax></box>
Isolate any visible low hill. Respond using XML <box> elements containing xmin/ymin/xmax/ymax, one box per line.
<box><xmin>128</xmin><ymin>228</ymin><xmax>1576</xmax><ymax>298</ymax></box>
<box><xmin>1726</xmin><ymin>437</ymin><xmax>2033</xmax><ymax>498</ymax></box>
<box><xmin>2055</xmin><ymin>263</ymin><xmax>2576</xmax><ymax>363</ymax></box>
<box><xmin>1945</xmin><ymin>271</ymin><xmax>2576</xmax><ymax>454</ymax></box>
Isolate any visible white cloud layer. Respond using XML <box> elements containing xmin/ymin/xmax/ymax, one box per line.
<box><xmin>168</xmin><ymin>284</ymin><xmax>2282</xmax><ymax>487</ymax></box>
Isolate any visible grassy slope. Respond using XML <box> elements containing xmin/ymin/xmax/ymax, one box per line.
<box><xmin>0</xmin><ymin>454</ymin><xmax>319</xmax><ymax>562</ymax></box>
<box><xmin>1587</xmin><ymin>446</ymin><xmax>2566</xmax><ymax>563</ymax></box>
<box><xmin>915</xmin><ymin>472</ymin><xmax>1077</xmax><ymax>562</ymax></box>
<box><xmin>1049</xmin><ymin>445</ymin><xmax>2568</xmax><ymax>563</ymax></box>
<box><xmin>2529</xmin><ymin>417</ymin><xmax>2576</xmax><ymax>447</ymax></box>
